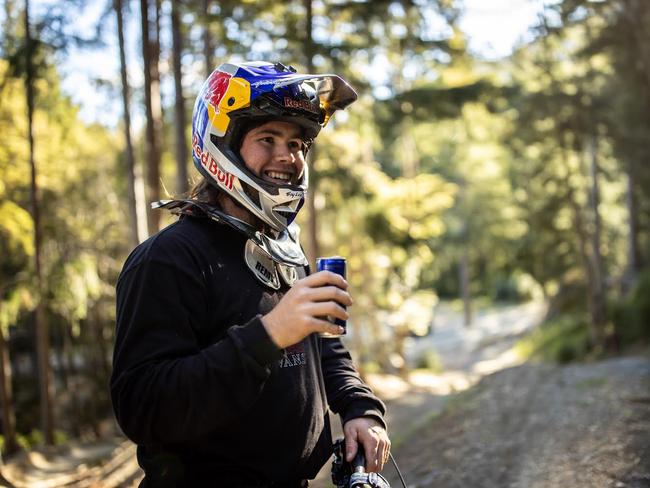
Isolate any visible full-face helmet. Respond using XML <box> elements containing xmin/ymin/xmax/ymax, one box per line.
<box><xmin>191</xmin><ymin>61</ymin><xmax>357</xmax><ymax>232</ymax></box>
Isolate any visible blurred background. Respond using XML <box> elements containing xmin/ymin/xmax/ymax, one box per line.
<box><xmin>0</xmin><ymin>0</ymin><xmax>649</xmax><ymax>486</ymax></box>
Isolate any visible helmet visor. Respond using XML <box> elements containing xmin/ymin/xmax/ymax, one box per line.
<box><xmin>251</xmin><ymin>74</ymin><xmax>358</xmax><ymax>127</ymax></box>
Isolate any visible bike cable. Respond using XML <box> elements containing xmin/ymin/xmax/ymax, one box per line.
<box><xmin>388</xmin><ymin>451</ymin><xmax>408</xmax><ymax>488</ymax></box>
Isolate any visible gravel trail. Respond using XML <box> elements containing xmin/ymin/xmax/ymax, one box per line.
<box><xmin>386</xmin><ymin>356</ymin><xmax>650</xmax><ymax>488</ymax></box>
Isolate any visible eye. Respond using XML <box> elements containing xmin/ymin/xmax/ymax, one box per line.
<box><xmin>288</xmin><ymin>140</ymin><xmax>303</xmax><ymax>151</ymax></box>
<box><xmin>260</xmin><ymin>136</ymin><xmax>274</xmax><ymax>144</ymax></box>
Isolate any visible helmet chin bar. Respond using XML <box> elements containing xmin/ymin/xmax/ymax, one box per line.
<box><xmin>201</xmin><ymin>135</ymin><xmax>308</xmax><ymax>233</ymax></box>
<box><xmin>152</xmin><ymin>199</ymin><xmax>307</xmax><ymax>289</ymax></box>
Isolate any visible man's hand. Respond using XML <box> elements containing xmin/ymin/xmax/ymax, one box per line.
<box><xmin>344</xmin><ymin>417</ymin><xmax>391</xmax><ymax>473</ymax></box>
<box><xmin>261</xmin><ymin>271</ymin><xmax>352</xmax><ymax>349</ymax></box>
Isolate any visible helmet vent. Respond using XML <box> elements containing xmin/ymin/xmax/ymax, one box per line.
<box><xmin>276</xmin><ymin>210</ymin><xmax>296</xmax><ymax>221</ymax></box>
<box><xmin>242</xmin><ymin>183</ymin><xmax>261</xmax><ymax>208</ymax></box>
<box><xmin>274</xmin><ymin>62</ymin><xmax>296</xmax><ymax>73</ymax></box>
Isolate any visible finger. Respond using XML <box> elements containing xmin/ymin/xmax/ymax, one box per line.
<box><xmin>303</xmin><ymin>270</ymin><xmax>348</xmax><ymax>289</ymax></box>
<box><xmin>307</xmin><ymin>286</ymin><xmax>353</xmax><ymax>307</ymax></box>
<box><xmin>374</xmin><ymin>438</ymin><xmax>385</xmax><ymax>470</ymax></box>
<box><xmin>344</xmin><ymin>428</ymin><xmax>358</xmax><ymax>462</ymax></box>
<box><xmin>379</xmin><ymin>441</ymin><xmax>389</xmax><ymax>471</ymax></box>
<box><xmin>360</xmin><ymin>436</ymin><xmax>379</xmax><ymax>472</ymax></box>
<box><xmin>310</xmin><ymin>317</ymin><xmax>345</xmax><ymax>336</ymax></box>
<box><xmin>307</xmin><ymin>302</ymin><xmax>349</xmax><ymax>322</ymax></box>
<box><xmin>359</xmin><ymin>432</ymin><xmax>379</xmax><ymax>472</ymax></box>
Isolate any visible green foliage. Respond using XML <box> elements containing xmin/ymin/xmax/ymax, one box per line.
<box><xmin>0</xmin><ymin>201</ymin><xmax>34</xmax><ymax>258</ymax></box>
<box><xmin>0</xmin><ymin>42</ymin><xmax>124</xmax><ymax>439</ymax></box>
<box><xmin>415</xmin><ymin>350</ymin><xmax>443</xmax><ymax>374</ymax></box>
<box><xmin>0</xmin><ymin>60</ymin><xmax>36</xmax><ymax>333</ymax></box>
<box><xmin>1</xmin><ymin>55</ymin><xmax>124</xmax><ymax>327</ymax></box>
<box><xmin>14</xmin><ymin>429</ymin><xmax>68</xmax><ymax>449</ymax></box>
<box><xmin>17</xmin><ymin>429</ymin><xmax>43</xmax><ymax>450</ymax></box>
<box><xmin>516</xmin><ymin>314</ymin><xmax>591</xmax><ymax>364</ymax></box>
<box><xmin>491</xmin><ymin>272</ymin><xmax>542</xmax><ymax>303</ymax></box>
<box><xmin>377</xmin><ymin>80</ymin><xmax>492</xmax><ymax>132</ymax></box>
<box><xmin>0</xmin><ymin>198</ymin><xmax>35</xmax><ymax>332</ymax></box>
<box><xmin>611</xmin><ymin>271</ymin><xmax>650</xmax><ymax>346</ymax></box>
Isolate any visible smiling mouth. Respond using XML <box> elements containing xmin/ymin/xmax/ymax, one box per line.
<box><xmin>263</xmin><ymin>170</ymin><xmax>294</xmax><ymax>184</ymax></box>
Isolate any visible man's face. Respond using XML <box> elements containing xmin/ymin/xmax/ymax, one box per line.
<box><xmin>239</xmin><ymin>120</ymin><xmax>306</xmax><ymax>185</ymax></box>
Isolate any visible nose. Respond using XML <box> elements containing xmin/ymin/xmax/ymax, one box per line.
<box><xmin>273</xmin><ymin>143</ymin><xmax>296</xmax><ymax>164</ymax></box>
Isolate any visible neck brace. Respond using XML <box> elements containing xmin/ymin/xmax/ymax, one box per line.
<box><xmin>152</xmin><ymin>199</ymin><xmax>306</xmax><ymax>289</ymax></box>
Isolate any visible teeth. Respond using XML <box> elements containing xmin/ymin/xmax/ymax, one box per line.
<box><xmin>266</xmin><ymin>171</ymin><xmax>292</xmax><ymax>181</ymax></box>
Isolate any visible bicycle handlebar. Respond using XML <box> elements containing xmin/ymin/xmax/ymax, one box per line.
<box><xmin>331</xmin><ymin>439</ymin><xmax>392</xmax><ymax>488</ymax></box>
<box><xmin>352</xmin><ymin>449</ymin><xmax>366</xmax><ymax>473</ymax></box>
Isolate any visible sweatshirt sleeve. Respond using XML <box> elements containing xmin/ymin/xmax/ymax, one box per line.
<box><xmin>110</xmin><ymin>256</ymin><xmax>283</xmax><ymax>445</ymax></box>
<box><xmin>320</xmin><ymin>337</ymin><xmax>387</xmax><ymax>429</ymax></box>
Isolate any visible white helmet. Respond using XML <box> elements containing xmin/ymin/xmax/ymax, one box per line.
<box><xmin>191</xmin><ymin>61</ymin><xmax>357</xmax><ymax>232</ymax></box>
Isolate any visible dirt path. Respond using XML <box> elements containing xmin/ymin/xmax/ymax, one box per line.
<box><xmin>316</xmin><ymin>302</ymin><xmax>650</xmax><ymax>488</ymax></box>
<box><xmin>1</xmin><ymin>438</ymin><xmax>142</xmax><ymax>488</ymax></box>
<box><xmin>386</xmin><ymin>356</ymin><xmax>650</xmax><ymax>488</ymax></box>
<box><xmin>311</xmin><ymin>301</ymin><xmax>548</xmax><ymax>487</ymax></box>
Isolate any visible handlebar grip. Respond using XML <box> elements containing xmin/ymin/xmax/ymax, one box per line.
<box><xmin>352</xmin><ymin>447</ymin><xmax>366</xmax><ymax>473</ymax></box>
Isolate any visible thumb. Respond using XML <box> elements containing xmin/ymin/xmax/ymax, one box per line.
<box><xmin>345</xmin><ymin>430</ymin><xmax>358</xmax><ymax>462</ymax></box>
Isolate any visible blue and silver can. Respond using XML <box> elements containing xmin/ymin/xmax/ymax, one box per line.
<box><xmin>317</xmin><ymin>256</ymin><xmax>347</xmax><ymax>334</ymax></box>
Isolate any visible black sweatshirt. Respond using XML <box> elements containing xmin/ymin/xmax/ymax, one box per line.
<box><xmin>110</xmin><ymin>216</ymin><xmax>385</xmax><ymax>486</ymax></box>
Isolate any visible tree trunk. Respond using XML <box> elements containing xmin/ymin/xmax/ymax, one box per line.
<box><xmin>459</xmin><ymin>246</ymin><xmax>472</xmax><ymax>327</ymax></box>
<box><xmin>624</xmin><ymin>162</ymin><xmax>640</xmax><ymax>288</ymax></box>
<box><xmin>587</xmin><ymin>135</ymin><xmax>607</xmax><ymax>328</ymax></box>
<box><xmin>303</xmin><ymin>0</ymin><xmax>320</xmax><ymax>269</ymax></box>
<box><xmin>202</xmin><ymin>0</ymin><xmax>213</xmax><ymax>77</ymax></box>
<box><xmin>561</xmin><ymin>135</ymin><xmax>603</xmax><ymax>349</ymax></box>
<box><xmin>457</xmin><ymin>179</ymin><xmax>472</xmax><ymax>327</ymax></box>
<box><xmin>61</xmin><ymin>323</ymin><xmax>82</xmax><ymax>437</ymax></box>
<box><xmin>140</xmin><ymin>0</ymin><xmax>162</xmax><ymax>235</ymax></box>
<box><xmin>25</xmin><ymin>0</ymin><xmax>55</xmax><ymax>445</ymax></box>
<box><xmin>624</xmin><ymin>0</ymin><xmax>650</xmax><ymax>98</ymax></box>
<box><xmin>0</xmin><ymin>300</ymin><xmax>18</xmax><ymax>455</ymax></box>
<box><xmin>348</xmin><ymin>199</ymin><xmax>366</xmax><ymax>379</ymax></box>
<box><xmin>538</xmin><ymin>15</ymin><xmax>604</xmax><ymax>349</ymax></box>
<box><xmin>171</xmin><ymin>0</ymin><xmax>188</xmax><ymax>195</ymax></box>
<box><xmin>115</xmin><ymin>0</ymin><xmax>146</xmax><ymax>246</ymax></box>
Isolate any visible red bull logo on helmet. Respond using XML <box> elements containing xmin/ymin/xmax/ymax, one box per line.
<box><xmin>192</xmin><ymin>134</ymin><xmax>235</xmax><ymax>191</ymax></box>
<box><xmin>283</xmin><ymin>97</ymin><xmax>319</xmax><ymax>114</ymax></box>
<box><xmin>204</xmin><ymin>71</ymin><xmax>232</xmax><ymax>109</ymax></box>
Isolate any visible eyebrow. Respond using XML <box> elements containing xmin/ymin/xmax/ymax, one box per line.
<box><xmin>255</xmin><ymin>128</ymin><xmax>303</xmax><ymax>139</ymax></box>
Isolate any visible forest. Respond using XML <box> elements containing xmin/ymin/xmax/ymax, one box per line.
<box><xmin>0</xmin><ymin>0</ymin><xmax>649</xmax><ymax>482</ymax></box>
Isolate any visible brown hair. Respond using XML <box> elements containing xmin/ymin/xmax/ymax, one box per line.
<box><xmin>188</xmin><ymin>177</ymin><xmax>221</xmax><ymax>207</ymax></box>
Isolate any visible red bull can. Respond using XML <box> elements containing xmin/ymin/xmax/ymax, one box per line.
<box><xmin>317</xmin><ymin>256</ymin><xmax>347</xmax><ymax>334</ymax></box>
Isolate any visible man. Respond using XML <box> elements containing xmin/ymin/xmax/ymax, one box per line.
<box><xmin>110</xmin><ymin>61</ymin><xmax>390</xmax><ymax>487</ymax></box>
